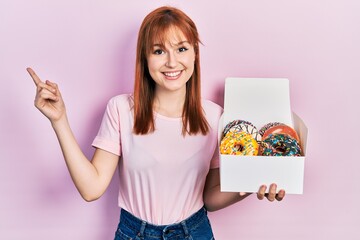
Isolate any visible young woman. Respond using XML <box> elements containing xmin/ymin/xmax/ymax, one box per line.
<box><xmin>28</xmin><ymin>6</ymin><xmax>285</xmax><ymax>240</ymax></box>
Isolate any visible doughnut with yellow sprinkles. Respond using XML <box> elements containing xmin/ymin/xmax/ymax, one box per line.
<box><xmin>220</xmin><ymin>131</ymin><xmax>259</xmax><ymax>155</ymax></box>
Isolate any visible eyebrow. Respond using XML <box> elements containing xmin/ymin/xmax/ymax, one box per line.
<box><xmin>173</xmin><ymin>41</ymin><xmax>190</xmax><ymax>46</ymax></box>
<box><xmin>152</xmin><ymin>41</ymin><xmax>190</xmax><ymax>48</ymax></box>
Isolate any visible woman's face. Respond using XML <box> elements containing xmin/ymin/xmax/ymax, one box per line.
<box><xmin>147</xmin><ymin>27</ymin><xmax>195</xmax><ymax>95</ymax></box>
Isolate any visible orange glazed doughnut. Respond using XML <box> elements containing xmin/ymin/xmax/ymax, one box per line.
<box><xmin>260</xmin><ymin>122</ymin><xmax>300</xmax><ymax>142</ymax></box>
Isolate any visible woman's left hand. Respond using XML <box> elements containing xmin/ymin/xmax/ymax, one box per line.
<box><xmin>256</xmin><ymin>183</ymin><xmax>285</xmax><ymax>202</ymax></box>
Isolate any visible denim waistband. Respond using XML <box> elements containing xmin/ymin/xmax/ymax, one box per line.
<box><xmin>119</xmin><ymin>207</ymin><xmax>208</xmax><ymax>238</ymax></box>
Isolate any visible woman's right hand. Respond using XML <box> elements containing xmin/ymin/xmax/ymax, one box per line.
<box><xmin>27</xmin><ymin>67</ymin><xmax>66</xmax><ymax>123</ymax></box>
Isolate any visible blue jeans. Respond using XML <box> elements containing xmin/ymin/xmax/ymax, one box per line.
<box><xmin>114</xmin><ymin>207</ymin><xmax>215</xmax><ymax>240</ymax></box>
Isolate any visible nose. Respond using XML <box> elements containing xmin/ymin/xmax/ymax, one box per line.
<box><xmin>165</xmin><ymin>51</ymin><xmax>177</xmax><ymax>68</ymax></box>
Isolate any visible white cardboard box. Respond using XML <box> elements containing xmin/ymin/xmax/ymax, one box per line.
<box><xmin>219</xmin><ymin>78</ymin><xmax>308</xmax><ymax>194</ymax></box>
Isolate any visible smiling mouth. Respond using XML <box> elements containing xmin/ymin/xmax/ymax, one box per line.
<box><xmin>163</xmin><ymin>70</ymin><xmax>182</xmax><ymax>78</ymax></box>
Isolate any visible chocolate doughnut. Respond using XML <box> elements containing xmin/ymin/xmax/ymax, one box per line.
<box><xmin>222</xmin><ymin>120</ymin><xmax>261</xmax><ymax>142</ymax></box>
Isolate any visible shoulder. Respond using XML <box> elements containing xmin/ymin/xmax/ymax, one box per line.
<box><xmin>201</xmin><ymin>99</ymin><xmax>223</xmax><ymax>129</ymax></box>
<box><xmin>202</xmin><ymin>99</ymin><xmax>223</xmax><ymax>117</ymax></box>
<box><xmin>201</xmin><ymin>99</ymin><xmax>223</xmax><ymax>135</ymax></box>
<box><xmin>107</xmin><ymin>94</ymin><xmax>134</xmax><ymax>109</ymax></box>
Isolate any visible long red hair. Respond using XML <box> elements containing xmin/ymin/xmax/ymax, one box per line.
<box><xmin>133</xmin><ymin>6</ymin><xmax>209</xmax><ymax>135</ymax></box>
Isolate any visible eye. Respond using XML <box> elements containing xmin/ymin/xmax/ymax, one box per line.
<box><xmin>153</xmin><ymin>49</ymin><xmax>165</xmax><ymax>55</ymax></box>
<box><xmin>178</xmin><ymin>47</ymin><xmax>188</xmax><ymax>53</ymax></box>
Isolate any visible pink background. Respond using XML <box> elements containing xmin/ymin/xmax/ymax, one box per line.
<box><xmin>1</xmin><ymin>0</ymin><xmax>359</xmax><ymax>239</ymax></box>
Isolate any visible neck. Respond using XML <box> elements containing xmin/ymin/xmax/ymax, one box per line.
<box><xmin>154</xmin><ymin>88</ymin><xmax>186</xmax><ymax>118</ymax></box>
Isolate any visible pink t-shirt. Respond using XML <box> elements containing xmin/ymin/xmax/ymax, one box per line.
<box><xmin>92</xmin><ymin>94</ymin><xmax>223</xmax><ymax>225</ymax></box>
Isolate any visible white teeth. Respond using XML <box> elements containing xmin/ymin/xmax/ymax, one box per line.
<box><xmin>164</xmin><ymin>71</ymin><xmax>181</xmax><ymax>77</ymax></box>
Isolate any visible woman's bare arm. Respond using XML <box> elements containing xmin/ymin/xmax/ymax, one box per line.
<box><xmin>27</xmin><ymin>67</ymin><xmax>118</xmax><ymax>201</ymax></box>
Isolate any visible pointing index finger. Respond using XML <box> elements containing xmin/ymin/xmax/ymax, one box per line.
<box><xmin>26</xmin><ymin>67</ymin><xmax>42</xmax><ymax>86</ymax></box>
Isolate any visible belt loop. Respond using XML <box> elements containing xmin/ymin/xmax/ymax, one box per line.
<box><xmin>181</xmin><ymin>220</ymin><xmax>189</xmax><ymax>237</ymax></box>
<box><xmin>138</xmin><ymin>221</ymin><xmax>146</xmax><ymax>238</ymax></box>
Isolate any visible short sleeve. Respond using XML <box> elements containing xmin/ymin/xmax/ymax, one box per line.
<box><xmin>209</xmin><ymin>143</ymin><xmax>220</xmax><ymax>169</ymax></box>
<box><xmin>205</xmin><ymin>100</ymin><xmax>223</xmax><ymax>169</ymax></box>
<box><xmin>92</xmin><ymin>97</ymin><xmax>121</xmax><ymax>156</ymax></box>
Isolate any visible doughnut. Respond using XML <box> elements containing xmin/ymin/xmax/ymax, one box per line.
<box><xmin>260</xmin><ymin>133</ymin><xmax>302</xmax><ymax>156</ymax></box>
<box><xmin>220</xmin><ymin>131</ymin><xmax>259</xmax><ymax>155</ymax></box>
<box><xmin>222</xmin><ymin>120</ymin><xmax>261</xmax><ymax>142</ymax></box>
<box><xmin>259</xmin><ymin>122</ymin><xmax>282</xmax><ymax>136</ymax></box>
<box><xmin>260</xmin><ymin>122</ymin><xmax>300</xmax><ymax>142</ymax></box>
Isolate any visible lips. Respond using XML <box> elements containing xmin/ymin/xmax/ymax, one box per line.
<box><xmin>163</xmin><ymin>70</ymin><xmax>182</xmax><ymax>78</ymax></box>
